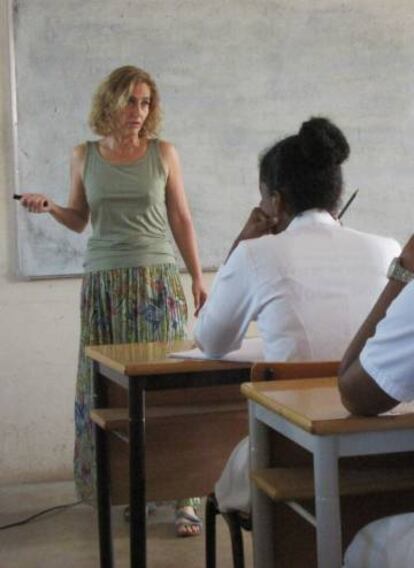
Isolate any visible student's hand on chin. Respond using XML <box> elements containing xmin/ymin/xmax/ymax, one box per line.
<box><xmin>239</xmin><ymin>207</ymin><xmax>278</xmax><ymax>241</ymax></box>
<box><xmin>226</xmin><ymin>208</ymin><xmax>279</xmax><ymax>262</ymax></box>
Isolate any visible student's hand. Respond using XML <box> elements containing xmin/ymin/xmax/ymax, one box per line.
<box><xmin>400</xmin><ymin>234</ymin><xmax>414</xmax><ymax>272</ymax></box>
<box><xmin>192</xmin><ymin>277</ymin><xmax>208</xmax><ymax>317</ymax></box>
<box><xmin>238</xmin><ymin>207</ymin><xmax>278</xmax><ymax>241</ymax></box>
<box><xmin>225</xmin><ymin>208</ymin><xmax>278</xmax><ymax>262</ymax></box>
<box><xmin>20</xmin><ymin>193</ymin><xmax>52</xmax><ymax>213</ymax></box>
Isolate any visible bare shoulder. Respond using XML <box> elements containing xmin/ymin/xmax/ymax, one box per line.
<box><xmin>69</xmin><ymin>143</ymin><xmax>89</xmax><ymax>189</ymax></box>
<box><xmin>158</xmin><ymin>139</ymin><xmax>179</xmax><ymax>161</ymax></box>
<box><xmin>158</xmin><ymin>140</ymin><xmax>181</xmax><ymax>180</ymax></box>
<box><xmin>70</xmin><ymin>143</ymin><xmax>89</xmax><ymax>182</ymax></box>
<box><xmin>71</xmin><ymin>142</ymin><xmax>88</xmax><ymax>162</ymax></box>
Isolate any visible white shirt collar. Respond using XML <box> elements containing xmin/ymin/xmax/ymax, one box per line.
<box><xmin>286</xmin><ymin>209</ymin><xmax>339</xmax><ymax>232</ymax></box>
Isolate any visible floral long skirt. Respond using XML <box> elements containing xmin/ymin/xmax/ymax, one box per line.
<box><xmin>74</xmin><ymin>264</ymin><xmax>200</xmax><ymax>510</ymax></box>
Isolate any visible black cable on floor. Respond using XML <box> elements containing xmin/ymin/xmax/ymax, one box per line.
<box><xmin>0</xmin><ymin>500</ymin><xmax>83</xmax><ymax>530</ymax></box>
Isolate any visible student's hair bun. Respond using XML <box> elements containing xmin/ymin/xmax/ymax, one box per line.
<box><xmin>298</xmin><ymin>117</ymin><xmax>350</xmax><ymax>168</ymax></box>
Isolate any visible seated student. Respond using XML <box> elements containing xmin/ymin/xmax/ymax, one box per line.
<box><xmin>338</xmin><ymin>235</ymin><xmax>414</xmax><ymax>568</ymax></box>
<box><xmin>338</xmin><ymin>234</ymin><xmax>414</xmax><ymax>415</ymax></box>
<box><xmin>193</xmin><ymin>116</ymin><xmax>401</xmax><ymax>514</ymax></box>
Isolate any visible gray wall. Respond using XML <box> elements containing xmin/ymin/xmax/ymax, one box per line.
<box><xmin>12</xmin><ymin>0</ymin><xmax>414</xmax><ymax>277</ymax></box>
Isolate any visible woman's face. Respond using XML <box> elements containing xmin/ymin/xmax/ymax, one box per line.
<box><xmin>116</xmin><ymin>82</ymin><xmax>151</xmax><ymax>134</ymax></box>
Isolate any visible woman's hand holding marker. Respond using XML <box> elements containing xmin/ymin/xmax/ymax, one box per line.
<box><xmin>14</xmin><ymin>193</ymin><xmax>52</xmax><ymax>213</ymax></box>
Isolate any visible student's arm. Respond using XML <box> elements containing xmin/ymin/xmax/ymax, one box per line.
<box><xmin>338</xmin><ymin>235</ymin><xmax>414</xmax><ymax>415</ymax></box>
<box><xmin>337</xmin><ymin>280</ymin><xmax>403</xmax><ymax>416</ymax></box>
<box><xmin>194</xmin><ymin>243</ymin><xmax>257</xmax><ymax>357</ymax></box>
<box><xmin>19</xmin><ymin>144</ymin><xmax>90</xmax><ymax>233</ymax></box>
<box><xmin>161</xmin><ymin>141</ymin><xmax>207</xmax><ymax>315</ymax></box>
<box><xmin>195</xmin><ymin>207</ymin><xmax>278</xmax><ymax>356</ymax></box>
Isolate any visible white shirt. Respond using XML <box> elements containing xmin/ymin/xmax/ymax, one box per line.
<box><xmin>360</xmin><ymin>280</ymin><xmax>414</xmax><ymax>402</ymax></box>
<box><xmin>195</xmin><ymin>210</ymin><xmax>400</xmax><ymax>362</ymax></box>
<box><xmin>195</xmin><ymin>209</ymin><xmax>401</xmax><ymax>514</ymax></box>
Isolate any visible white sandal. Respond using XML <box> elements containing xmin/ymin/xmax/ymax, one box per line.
<box><xmin>175</xmin><ymin>508</ymin><xmax>202</xmax><ymax>537</ymax></box>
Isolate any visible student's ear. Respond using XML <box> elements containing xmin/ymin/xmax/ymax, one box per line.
<box><xmin>270</xmin><ymin>190</ymin><xmax>294</xmax><ymax>234</ymax></box>
<box><xmin>270</xmin><ymin>191</ymin><xmax>284</xmax><ymax>217</ymax></box>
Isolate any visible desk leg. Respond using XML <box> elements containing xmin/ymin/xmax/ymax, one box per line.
<box><xmin>313</xmin><ymin>436</ymin><xmax>342</xmax><ymax>568</ymax></box>
<box><xmin>129</xmin><ymin>378</ymin><xmax>146</xmax><ymax>568</ymax></box>
<box><xmin>249</xmin><ymin>402</ymin><xmax>274</xmax><ymax>568</ymax></box>
<box><xmin>93</xmin><ymin>363</ymin><xmax>114</xmax><ymax>568</ymax></box>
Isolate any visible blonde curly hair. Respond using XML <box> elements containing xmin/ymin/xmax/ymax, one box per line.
<box><xmin>88</xmin><ymin>66</ymin><xmax>161</xmax><ymax>138</ymax></box>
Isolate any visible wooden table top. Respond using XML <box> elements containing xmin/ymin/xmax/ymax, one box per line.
<box><xmin>242</xmin><ymin>377</ymin><xmax>414</xmax><ymax>435</ymax></box>
<box><xmin>85</xmin><ymin>340</ymin><xmax>252</xmax><ymax>376</ymax></box>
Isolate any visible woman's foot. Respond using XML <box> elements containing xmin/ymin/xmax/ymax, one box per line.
<box><xmin>175</xmin><ymin>505</ymin><xmax>202</xmax><ymax>537</ymax></box>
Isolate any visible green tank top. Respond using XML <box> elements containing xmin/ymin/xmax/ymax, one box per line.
<box><xmin>83</xmin><ymin>139</ymin><xmax>176</xmax><ymax>272</ymax></box>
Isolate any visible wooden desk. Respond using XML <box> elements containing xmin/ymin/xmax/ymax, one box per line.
<box><xmin>242</xmin><ymin>377</ymin><xmax>414</xmax><ymax>568</ymax></box>
<box><xmin>86</xmin><ymin>340</ymin><xmax>251</xmax><ymax>568</ymax></box>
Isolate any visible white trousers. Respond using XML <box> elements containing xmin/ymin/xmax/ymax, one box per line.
<box><xmin>215</xmin><ymin>436</ymin><xmax>251</xmax><ymax>514</ymax></box>
<box><xmin>344</xmin><ymin>513</ymin><xmax>414</xmax><ymax>568</ymax></box>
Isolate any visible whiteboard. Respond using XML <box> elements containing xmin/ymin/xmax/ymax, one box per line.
<box><xmin>11</xmin><ymin>0</ymin><xmax>414</xmax><ymax>277</ymax></box>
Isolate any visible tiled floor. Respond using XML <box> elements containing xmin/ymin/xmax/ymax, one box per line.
<box><xmin>0</xmin><ymin>481</ymin><xmax>252</xmax><ymax>568</ymax></box>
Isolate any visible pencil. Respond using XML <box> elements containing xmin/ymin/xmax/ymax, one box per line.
<box><xmin>338</xmin><ymin>189</ymin><xmax>359</xmax><ymax>219</ymax></box>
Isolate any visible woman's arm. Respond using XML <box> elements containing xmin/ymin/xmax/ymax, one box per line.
<box><xmin>160</xmin><ymin>141</ymin><xmax>207</xmax><ymax>315</ymax></box>
<box><xmin>338</xmin><ymin>235</ymin><xmax>414</xmax><ymax>415</ymax></box>
<box><xmin>19</xmin><ymin>144</ymin><xmax>90</xmax><ymax>233</ymax></box>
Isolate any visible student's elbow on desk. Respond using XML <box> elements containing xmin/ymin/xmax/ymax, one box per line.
<box><xmin>337</xmin><ymin>371</ymin><xmax>377</xmax><ymax>416</ymax></box>
<box><xmin>193</xmin><ymin>323</ymin><xmax>238</xmax><ymax>359</ymax></box>
<box><xmin>338</xmin><ymin>386</ymin><xmax>372</xmax><ymax>416</ymax></box>
<box><xmin>338</xmin><ymin>365</ymin><xmax>399</xmax><ymax>417</ymax></box>
<box><xmin>339</xmin><ymin>389</ymin><xmax>392</xmax><ymax>417</ymax></box>
<box><xmin>194</xmin><ymin>335</ymin><xmax>230</xmax><ymax>360</ymax></box>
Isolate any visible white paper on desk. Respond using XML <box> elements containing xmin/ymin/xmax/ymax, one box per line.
<box><xmin>383</xmin><ymin>401</ymin><xmax>414</xmax><ymax>416</ymax></box>
<box><xmin>169</xmin><ymin>337</ymin><xmax>264</xmax><ymax>363</ymax></box>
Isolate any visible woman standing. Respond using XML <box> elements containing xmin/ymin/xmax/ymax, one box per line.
<box><xmin>19</xmin><ymin>66</ymin><xmax>207</xmax><ymax>537</ymax></box>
